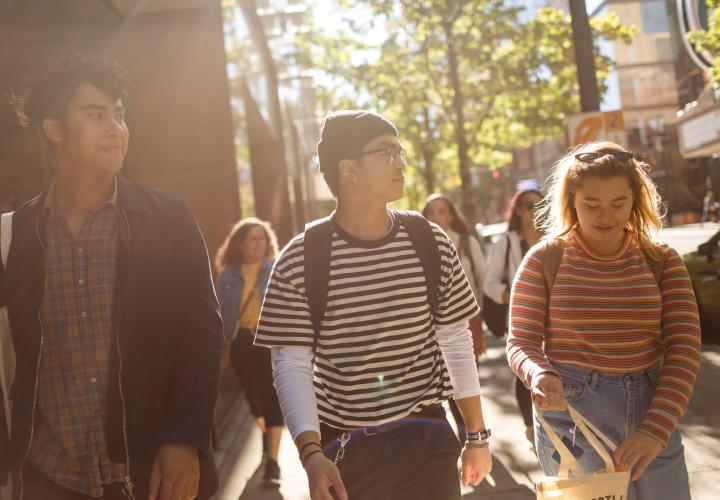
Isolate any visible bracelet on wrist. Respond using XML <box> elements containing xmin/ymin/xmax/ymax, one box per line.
<box><xmin>299</xmin><ymin>441</ymin><xmax>322</xmax><ymax>455</ymax></box>
<box><xmin>301</xmin><ymin>448</ymin><xmax>323</xmax><ymax>466</ymax></box>
<box><xmin>465</xmin><ymin>440</ymin><xmax>490</xmax><ymax>449</ymax></box>
<box><xmin>299</xmin><ymin>443</ymin><xmax>322</xmax><ymax>462</ymax></box>
<box><xmin>466</xmin><ymin>428</ymin><xmax>492</xmax><ymax>441</ymax></box>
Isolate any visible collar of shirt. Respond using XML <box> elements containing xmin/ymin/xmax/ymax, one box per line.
<box><xmin>43</xmin><ymin>176</ymin><xmax>119</xmax><ymax>216</ymax></box>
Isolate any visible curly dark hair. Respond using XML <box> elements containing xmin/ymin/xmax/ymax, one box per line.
<box><xmin>214</xmin><ymin>218</ymin><xmax>279</xmax><ymax>273</ymax></box>
<box><xmin>17</xmin><ymin>53</ymin><xmax>130</xmax><ymax>127</ymax></box>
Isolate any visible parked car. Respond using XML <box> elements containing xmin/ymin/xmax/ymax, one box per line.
<box><xmin>476</xmin><ymin>222</ymin><xmax>508</xmax><ymax>255</ymax></box>
<box><xmin>683</xmin><ymin>229</ymin><xmax>720</xmax><ymax>342</ymax></box>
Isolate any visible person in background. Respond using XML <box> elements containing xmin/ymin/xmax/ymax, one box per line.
<box><xmin>483</xmin><ymin>189</ymin><xmax>543</xmax><ymax>446</ymax></box>
<box><xmin>701</xmin><ymin>189</ymin><xmax>717</xmax><ymax>224</ymax></box>
<box><xmin>508</xmin><ymin>142</ymin><xmax>700</xmax><ymax>499</ymax></box>
<box><xmin>422</xmin><ymin>194</ymin><xmax>485</xmax><ymax>301</ymax></box>
<box><xmin>422</xmin><ymin>193</ymin><xmax>486</xmax><ymax>440</ymax></box>
<box><xmin>214</xmin><ymin>218</ymin><xmax>284</xmax><ymax>487</ymax></box>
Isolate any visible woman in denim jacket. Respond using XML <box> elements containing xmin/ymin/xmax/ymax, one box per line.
<box><xmin>215</xmin><ymin>218</ymin><xmax>284</xmax><ymax>486</ymax></box>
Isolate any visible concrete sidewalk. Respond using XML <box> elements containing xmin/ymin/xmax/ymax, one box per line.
<box><xmin>213</xmin><ymin>337</ymin><xmax>720</xmax><ymax>499</ymax></box>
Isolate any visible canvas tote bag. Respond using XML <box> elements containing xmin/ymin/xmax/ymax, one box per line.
<box><xmin>1</xmin><ymin>212</ymin><xmax>15</xmax><ymax>500</ymax></box>
<box><xmin>536</xmin><ymin>405</ymin><xmax>630</xmax><ymax>500</ymax></box>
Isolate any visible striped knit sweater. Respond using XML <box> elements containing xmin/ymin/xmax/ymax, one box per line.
<box><xmin>507</xmin><ymin>228</ymin><xmax>701</xmax><ymax>445</ymax></box>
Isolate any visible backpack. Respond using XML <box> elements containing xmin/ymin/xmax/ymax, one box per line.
<box><xmin>541</xmin><ymin>237</ymin><xmax>667</xmax><ymax>293</ymax></box>
<box><xmin>303</xmin><ymin>210</ymin><xmax>440</xmax><ymax>354</ymax></box>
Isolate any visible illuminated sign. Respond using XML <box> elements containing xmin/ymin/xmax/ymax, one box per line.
<box><xmin>566</xmin><ymin>110</ymin><xmax>627</xmax><ymax>146</ymax></box>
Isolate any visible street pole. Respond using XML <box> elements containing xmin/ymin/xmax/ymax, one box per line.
<box><xmin>569</xmin><ymin>0</ymin><xmax>601</xmax><ymax>112</ymax></box>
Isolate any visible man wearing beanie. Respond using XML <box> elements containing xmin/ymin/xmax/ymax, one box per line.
<box><xmin>255</xmin><ymin>110</ymin><xmax>492</xmax><ymax>499</ymax></box>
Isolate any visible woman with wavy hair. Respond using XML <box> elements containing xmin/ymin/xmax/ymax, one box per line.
<box><xmin>215</xmin><ymin>218</ymin><xmax>284</xmax><ymax>486</ymax></box>
<box><xmin>507</xmin><ymin>142</ymin><xmax>700</xmax><ymax>499</ymax></box>
<box><xmin>483</xmin><ymin>188</ymin><xmax>543</xmax><ymax>445</ymax></box>
<box><xmin>422</xmin><ymin>194</ymin><xmax>486</xmax><ymax>300</ymax></box>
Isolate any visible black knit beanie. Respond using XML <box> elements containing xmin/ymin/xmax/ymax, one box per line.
<box><xmin>317</xmin><ymin>110</ymin><xmax>398</xmax><ymax>180</ymax></box>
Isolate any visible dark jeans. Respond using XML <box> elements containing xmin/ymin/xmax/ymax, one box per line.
<box><xmin>230</xmin><ymin>328</ymin><xmax>284</xmax><ymax>427</ymax></box>
<box><xmin>321</xmin><ymin>409</ymin><xmax>461</xmax><ymax>500</ymax></box>
<box><xmin>22</xmin><ymin>466</ymin><xmax>128</xmax><ymax>500</ymax></box>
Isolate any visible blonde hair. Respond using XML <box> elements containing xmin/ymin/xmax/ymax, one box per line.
<box><xmin>535</xmin><ymin>141</ymin><xmax>663</xmax><ymax>261</ymax></box>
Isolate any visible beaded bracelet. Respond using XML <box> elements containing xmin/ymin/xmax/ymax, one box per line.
<box><xmin>465</xmin><ymin>441</ymin><xmax>490</xmax><ymax>449</ymax></box>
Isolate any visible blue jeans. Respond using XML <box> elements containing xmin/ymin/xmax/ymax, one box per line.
<box><xmin>534</xmin><ymin>363</ymin><xmax>691</xmax><ymax>500</ymax></box>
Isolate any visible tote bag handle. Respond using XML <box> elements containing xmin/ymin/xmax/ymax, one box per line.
<box><xmin>536</xmin><ymin>404</ymin><xmax>619</xmax><ymax>478</ymax></box>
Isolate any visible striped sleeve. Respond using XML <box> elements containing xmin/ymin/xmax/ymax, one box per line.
<box><xmin>432</xmin><ymin>226</ymin><xmax>480</xmax><ymax>326</ymax></box>
<box><xmin>638</xmin><ymin>244</ymin><xmax>701</xmax><ymax>445</ymax></box>
<box><xmin>254</xmin><ymin>237</ymin><xmax>316</xmax><ymax>348</ymax></box>
<box><xmin>506</xmin><ymin>243</ymin><xmax>555</xmax><ymax>387</ymax></box>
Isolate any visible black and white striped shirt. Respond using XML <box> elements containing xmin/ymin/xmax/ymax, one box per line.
<box><xmin>255</xmin><ymin>217</ymin><xmax>479</xmax><ymax>429</ymax></box>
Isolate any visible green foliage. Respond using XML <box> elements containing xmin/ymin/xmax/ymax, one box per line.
<box><xmin>302</xmin><ymin>0</ymin><xmax>636</xmax><ymax>212</ymax></box>
<box><xmin>689</xmin><ymin>0</ymin><xmax>720</xmax><ymax>85</ymax></box>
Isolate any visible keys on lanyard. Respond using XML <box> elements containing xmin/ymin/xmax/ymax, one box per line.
<box><xmin>334</xmin><ymin>432</ymin><xmax>351</xmax><ymax>465</ymax></box>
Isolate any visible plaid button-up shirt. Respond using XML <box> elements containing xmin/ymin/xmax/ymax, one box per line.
<box><xmin>28</xmin><ymin>180</ymin><xmax>127</xmax><ymax>496</ymax></box>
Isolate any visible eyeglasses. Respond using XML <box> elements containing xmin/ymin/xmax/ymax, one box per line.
<box><xmin>348</xmin><ymin>146</ymin><xmax>408</xmax><ymax>167</ymax></box>
<box><xmin>575</xmin><ymin>151</ymin><xmax>634</xmax><ymax>164</ymax></box>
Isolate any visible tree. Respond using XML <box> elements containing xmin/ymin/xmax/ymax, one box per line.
<box><xmin>689</xmin><ymin>0</ymin><xmax>720</xmax><ymax>85</ymax></box>
<box><xmin>303</xmin><ymin>1</ymin><xmax>636</xmax><ymax>221</ymax></box>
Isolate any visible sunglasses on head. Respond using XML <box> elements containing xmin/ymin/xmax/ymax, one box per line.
<box><xmin>575</xmin><ymin>151</ymin><xmax>634</xmax><ymax>164</ymax></box>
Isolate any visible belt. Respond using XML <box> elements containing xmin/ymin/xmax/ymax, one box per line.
<box><xmin>320</xmin><ymin>403</ymin><xmax>446</xmax><ymax>447</ymax></box>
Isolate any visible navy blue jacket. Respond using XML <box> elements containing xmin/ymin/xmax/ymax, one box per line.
<box><xmin>0</xmin><ymin>176</ymin><xmax>223</xmax><ymax>499</ymax></box>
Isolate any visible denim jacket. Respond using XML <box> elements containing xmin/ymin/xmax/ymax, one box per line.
<box><xmin>215</xmin><ymin>257</ymin><xmax>273</xmax><ymax>340</ymax></box>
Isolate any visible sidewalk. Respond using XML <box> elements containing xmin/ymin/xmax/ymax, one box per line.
<box><xmin>213</xmin><ymin>337</ymin><xmax>720</xmax><ymax>499</ymax></box>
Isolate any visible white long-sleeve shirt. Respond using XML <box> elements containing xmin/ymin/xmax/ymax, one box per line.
<box><xmin>446</xmin><ymin>229</ymin><xmax>486</xmax><ymax>303</ymax></box>
<box><xmin>483</xmin><ymin>231</ymin><xmax>525</xmax><ymax>304</ymax></box>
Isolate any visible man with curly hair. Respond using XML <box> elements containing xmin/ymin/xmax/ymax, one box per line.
<box><xmin>0</xmin><ymin>54</ymin><xmax>223</xmax><ymax>500</ymax></box>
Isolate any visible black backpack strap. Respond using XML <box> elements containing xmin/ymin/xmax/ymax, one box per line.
<box><xmin>395</xmin><ymin>210</ymin><xmax>441</xmax><ymax>314</ymax></box>
<box><xmin>303</xmin><ymin>214</ymin><xmax>334</xmax><ymax>355</ymax></box>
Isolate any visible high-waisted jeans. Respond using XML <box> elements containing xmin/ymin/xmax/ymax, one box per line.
<box><xmin>534</xmin><ymin>362</ymin><xmax>691</xmax><ymax>500</ymax></box>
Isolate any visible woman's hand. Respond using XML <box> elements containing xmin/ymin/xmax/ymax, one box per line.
<box><xmin>614</xmin><ymin>431</ymin><xmax>663</xmax><ymax>481</ymax></box>
<box><xmin>530</xmin><ymin>372</ymin><xmax>567</xmax><ymax>411</ymax></box>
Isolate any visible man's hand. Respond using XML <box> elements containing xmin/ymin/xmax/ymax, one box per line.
<box><xmin>304</xmin><ymin>452</ymin><xmax>348</xmax><ymax>500</ymax></box>
<box><xmin>614</xmin><ymin>431</ymin><xmax>663</xmax><ymax>481</ymax></box>
<box><xmin>530</xmin><ymin>372</ymin><xmax>567</xmax><ymax>411</ymax></box>
<box><xmin>148</xmin><ymin>444</ymin><xmax>200</xmax><ymax>500</ymax></box>
<box><xmin>460</xmin><ymin>446</ymin><xmax>492</xmax><ymax>487</ymax></box>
